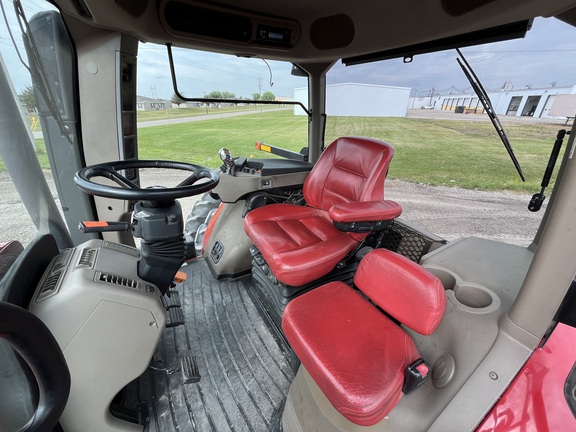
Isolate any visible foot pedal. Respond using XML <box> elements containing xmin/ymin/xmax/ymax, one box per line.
<box><xmin>166</xmin><ymin>306</ymin><xmax>185</xmax><ymax>328</ymax></box>
<box><xmin>161</xmin><ymin>290</ymin><xmax>181</xmax><ymax>309</ymax></box>
<box><xmin>181</xmin><ymin>354</ymin><xmax>201</xmax><ymax>384</ymax></box>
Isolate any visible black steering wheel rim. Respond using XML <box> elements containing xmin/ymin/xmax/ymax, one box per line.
<box><xmin>75</xmin><ymin>160</ymin><xmax>219</xmax><ymax>201</ymax></box>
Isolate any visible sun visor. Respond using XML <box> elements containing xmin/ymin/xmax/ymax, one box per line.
<box><xmin>343</xmin><ymin>20</ymin><xmax>532</xmax><ymax>66</ymax></box>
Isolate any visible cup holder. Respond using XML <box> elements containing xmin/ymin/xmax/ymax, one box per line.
<box><xmin>424</xmin><ymin>266</ymin><xmax>501</xmax><ymax>314</ymax></box>
<box><xmin>426</xmin><ymin>268</ymin><xmax>456</xmax><ymax>290</ymax></box>
<box><xmin>453</xmin><ymin>284</ymin><xmax>494</xmax><ymax>308</ymax></box>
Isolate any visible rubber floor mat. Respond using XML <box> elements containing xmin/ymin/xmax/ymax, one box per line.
<box><xmin>124</xmin><ymin>258</ymin><xmax>294</xmax><ymax>431</ymax></box>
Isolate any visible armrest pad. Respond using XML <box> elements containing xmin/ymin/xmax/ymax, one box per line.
<box><xmin>329</xmin><ymin>200</ymin><xmax>402</xmax><ymax>223</ymax></box>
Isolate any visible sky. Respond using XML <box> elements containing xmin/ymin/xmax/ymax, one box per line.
<box><xmin>1</xmin><ymin>0</ymin><xmax>576</xmax><ymax>100</ymax></box>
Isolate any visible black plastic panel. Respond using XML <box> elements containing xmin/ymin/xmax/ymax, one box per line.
<box><xmin>0</xmin><ymin>234</ymin><xmax>59</xmax><ymax>306</ymax></box>
<box><xmin>343</xmin><ymin>20</ymin><xmax>531</xmax><ymax>65</ymax></box>
<box><xmin>556</xmin><ymin>279</ymin><xmax>576</xmax><ymax>328</ymax></box>
<box><xmin>248</xmin><ymin>158</ymin><xmax>313</xmax><ymax>176</ymax></box>
<box><xmin>164</xmin><ymin>2</ymin><xmax>252</xmax><ymax>42</ymax></box>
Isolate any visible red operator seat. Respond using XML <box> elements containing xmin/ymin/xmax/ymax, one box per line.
<box><xmin>244</xmin><ymin>136</ymin><xmax>402</xmax><ymax>287</ymax></box>
<box><xmin>282</xmin><ymin>249</ymin><xmax>446</xmax><ymax>426</ymax></box>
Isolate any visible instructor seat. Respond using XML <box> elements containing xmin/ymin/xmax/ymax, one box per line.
<box><xmin>244</xmin><ymin>136</ymin><xmax>402</xmax><ymax>287</ymax></box>
<box><xmin>282</xmin><ymin>249</ymin><xmax>446</xmax><ymax>426</ymax></box>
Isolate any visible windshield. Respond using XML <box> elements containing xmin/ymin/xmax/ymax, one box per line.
<box><xmin>137</xmin><ymin>45</ymin><xmax>309</xmax><ymax>167</ymax></box>
<box><xmin>321</xmin><ymin>17</ymin><xmax>574</xmax><ymax>245</ymax></box>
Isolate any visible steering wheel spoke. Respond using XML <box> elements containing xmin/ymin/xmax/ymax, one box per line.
<box><xmin>109</xmin><ymin>171</ymin><xmax>140</xmax><ymax>189</ymax></box>
<box><xmin>75</xmin><ymin>160</ymin><xmax>219</xmax><ymax>201</ymax></box>
<box><xmin>177</xmin><ymin>173</ymin><xmax>199</xmax><ymax>187</ymax></box>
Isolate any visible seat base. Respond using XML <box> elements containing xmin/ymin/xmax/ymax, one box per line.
<box><xmin>283</xmin><ymin>366</ymin><xmax>389</xmax><ymax>432</ymax></box>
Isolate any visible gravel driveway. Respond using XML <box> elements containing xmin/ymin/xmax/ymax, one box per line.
<box><xmin>0</xmin><ymin>170</ymin><xmax>544</xmax><ymax>248</ymax></box>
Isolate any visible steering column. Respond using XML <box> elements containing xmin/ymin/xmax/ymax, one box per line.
<box><xmin>75</xmin><ymin>160</ymin><xmax>219</xmax><ymax>293</ymax></box>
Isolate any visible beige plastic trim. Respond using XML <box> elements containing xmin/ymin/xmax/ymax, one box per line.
<box><xmin>509</xmin><ymin>120</ymin><xmax>576</xmax><ymax>338</ymax></box>
<box><xmin>30</xmin><ymin>240</ymin><xmax>166</xmax><ymax>432</ymax></box>
<box><xmin>70</xmin><ymin>21</ymin><xmax>138</xmax><ymax>245</ymax></box>
<box><xmin>283</xmin><ymin>366</ymin><xmax>389</xmax><ymax>432</ymax></box>
<box><xmin>213</xmin><ymin>169</ymin><xmax>309</xmax><ymax>203</ymax></box>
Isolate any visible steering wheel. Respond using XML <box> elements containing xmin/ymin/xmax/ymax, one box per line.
<box><xmin>75</xmin><ymin>160</ymin><xmax>219</xmax><ymax>201</ymax></box>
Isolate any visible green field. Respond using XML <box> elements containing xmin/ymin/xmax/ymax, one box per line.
<box><xmin>8</xmin><ymin>110</ymin><xmax>564</xmax><ymax>192</ymax></box>
<box><xmin>137</xmin><ymin>109</ymin><xmax>562</xmax><ymax>192</ymax></box>
<box><xmin>135</xmin><ymin>105</ymin><xmax>272</xmax><ymax>122</ymax></box>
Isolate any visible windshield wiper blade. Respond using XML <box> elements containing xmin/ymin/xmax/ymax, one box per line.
<box><xmin>456</xmin><ymin>48</ymin><xmax>525</xmax><ymax>181</ymax></box>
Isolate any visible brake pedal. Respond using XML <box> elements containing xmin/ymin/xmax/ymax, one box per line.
<box><xmin>161</xmin><ymin>289</ymin><xmax>182</xmax><ymax>309</ymax></box>
<box><xmin>166</xmin><ymin>307</ymin><xmax>185</xmax><ymax>327</ymax></box>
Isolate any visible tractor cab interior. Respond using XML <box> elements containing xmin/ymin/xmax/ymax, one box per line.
<box><xmin>2</xmin><ymin>1</ymin><xmax>576</xmax><ymax>432</ymax></box>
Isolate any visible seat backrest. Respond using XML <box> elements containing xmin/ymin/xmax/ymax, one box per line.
<box><xmin>303</xmin><ymin>137</ymin><xmax>394</xmax><ymax>211</ymax></box>
<box><xmin>354</xmin><ymin>249</ymin><xmax>446</xmax><ymax>335</ymax></box>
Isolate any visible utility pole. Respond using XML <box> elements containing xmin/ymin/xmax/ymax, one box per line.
<box><xmin>411</xmin><ymin>83</ymin><xmax>419</xmax><ymax>109</ymax></box>
<box><xmin>257</xmin><ymin>77</ymin><xmax>263</xmax><ymax>98</ymax></box>
<box><xmin>150</xmin><ymin>85</ymin><xmax>157</xmax><ymax>99</ymax></box>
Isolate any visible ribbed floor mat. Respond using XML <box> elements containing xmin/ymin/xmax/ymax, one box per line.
<box><xmin>125</xmin><ymin>258</ymin><xmax>294</xmax><ymax>431</ymax></box>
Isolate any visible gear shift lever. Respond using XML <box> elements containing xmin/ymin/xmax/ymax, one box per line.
<box><xmin>219</xmin><ymin>147</ymin><xmax>235</xmax><ymax>176</ymax></box>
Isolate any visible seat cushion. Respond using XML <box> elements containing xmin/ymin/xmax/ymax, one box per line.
<box><xmin>355</xmin><ymin>249</ymin><xmax>446</xmax><ymax>335</ymax></box>
<box><xmin>304</xmin><ymin>137</ymin><xmax>394</xmax><ymax>211</ymax></box>
<box><xmin>283</xmin><ymin>281</ymin><xmax>420</xmax><ymax>426</ymax></box>
<box><xmin>244</xmin><ymin>204</ymin><xmax>359</xmax><ymax>286</ymax></box>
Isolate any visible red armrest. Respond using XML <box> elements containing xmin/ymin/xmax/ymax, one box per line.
<box><xmin>329</xmin><ymin>200</ymin><xmax>402</xmax><ymax>223</ymax></box>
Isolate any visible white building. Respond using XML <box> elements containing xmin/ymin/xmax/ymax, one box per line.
<box><xmin>294</xmin><ymin>83</ymin><xmax>410</xmax><ymax>117</ymax></box>
<box><xmin>136</xmin><ymin>96</ymin><xmax>172</xmax><ymax>111</ymax></box>
<box><xmin>409</xmin><ymin>85</ymin><xmax>576</xmax><ymax>119</ymax></box>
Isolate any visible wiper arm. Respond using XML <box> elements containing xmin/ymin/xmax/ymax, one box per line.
<box><xmin>166</xmin><ymin>44</ymin><xmax>312</xmax><ymax>118</ymax></box>
<box><xmin>456</xmin><ymin>48</ymin><xmax>525</xmax><ymax>181</ymax></box>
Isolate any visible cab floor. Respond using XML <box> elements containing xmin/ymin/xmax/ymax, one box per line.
<box><xmin>123</xmin><ymin>258</ymin><xmax>294</xmax><ymax>432</ymax></box>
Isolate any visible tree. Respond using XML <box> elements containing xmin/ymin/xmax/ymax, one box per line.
<box><xmin>252</xmin><ymin>92</ymin><xmax>261</xmax><ymax>101</ymax></box>
<box><xmin>204</xmin><ymin>90</ymin><xmax>236</xmax><ymax>99</ymax></box>
<box><xmin>261</xmin><ymin>91</ymin><xmax>276</xmax><ymax>101</ymax></box>
<box><xmin>171</xmin><ymin>92</ymin><xmax>184</xmax><ymax>106</ymax></box>
<box><xmin>19</xmin><ymin>85</ymin><xmax>36</xmax><ymax>112</ymax></box>
<box><xmin>205</xmin><ymin>90</ymin><xmax>222</xmax><ymax>99</ymax></box>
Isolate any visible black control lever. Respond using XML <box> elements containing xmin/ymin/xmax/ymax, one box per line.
<box><xmin>529</xmin><ymin>129</ymin><xmax>568</xmax><ymax>212</ymax></box>
<box><xmin>79</xmin><ymin>221</ymin><xmax>131</xmax><ymax>233</ymax></box>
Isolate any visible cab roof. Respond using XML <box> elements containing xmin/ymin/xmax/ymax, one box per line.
<box><xmin>54</xmin><ymin>0</ymin><xmax>576</xmax><ymax>63</ymax></box>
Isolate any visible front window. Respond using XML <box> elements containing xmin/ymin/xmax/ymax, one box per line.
<box><xmin>322</xmin><ymin>17</ymin><xmax>572</xmax><ymax>246</ymax></box>
<box><xmin>136</xmin><ymin>45</ymin><xmax>309</xmax><ymax>166</ymax></box>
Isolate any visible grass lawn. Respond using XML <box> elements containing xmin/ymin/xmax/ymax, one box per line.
<box><xmin>0</xmin><ymin>139</ymin><xmax>50</xmax><ymax>172</ymax></box>
<box><xmin>136</xmin><ymin>105</ymin><xmax>281</xmax><ymax>122</ymax></box>
<box><xmin>137</xmin><ymin>109</ymin><xmax>562</xmax><ymax>192</ymax></box>
<box><xmin>8</xmin><ymin>110</ymin><xmax>561</xmax><ymax>193</ymax></box>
